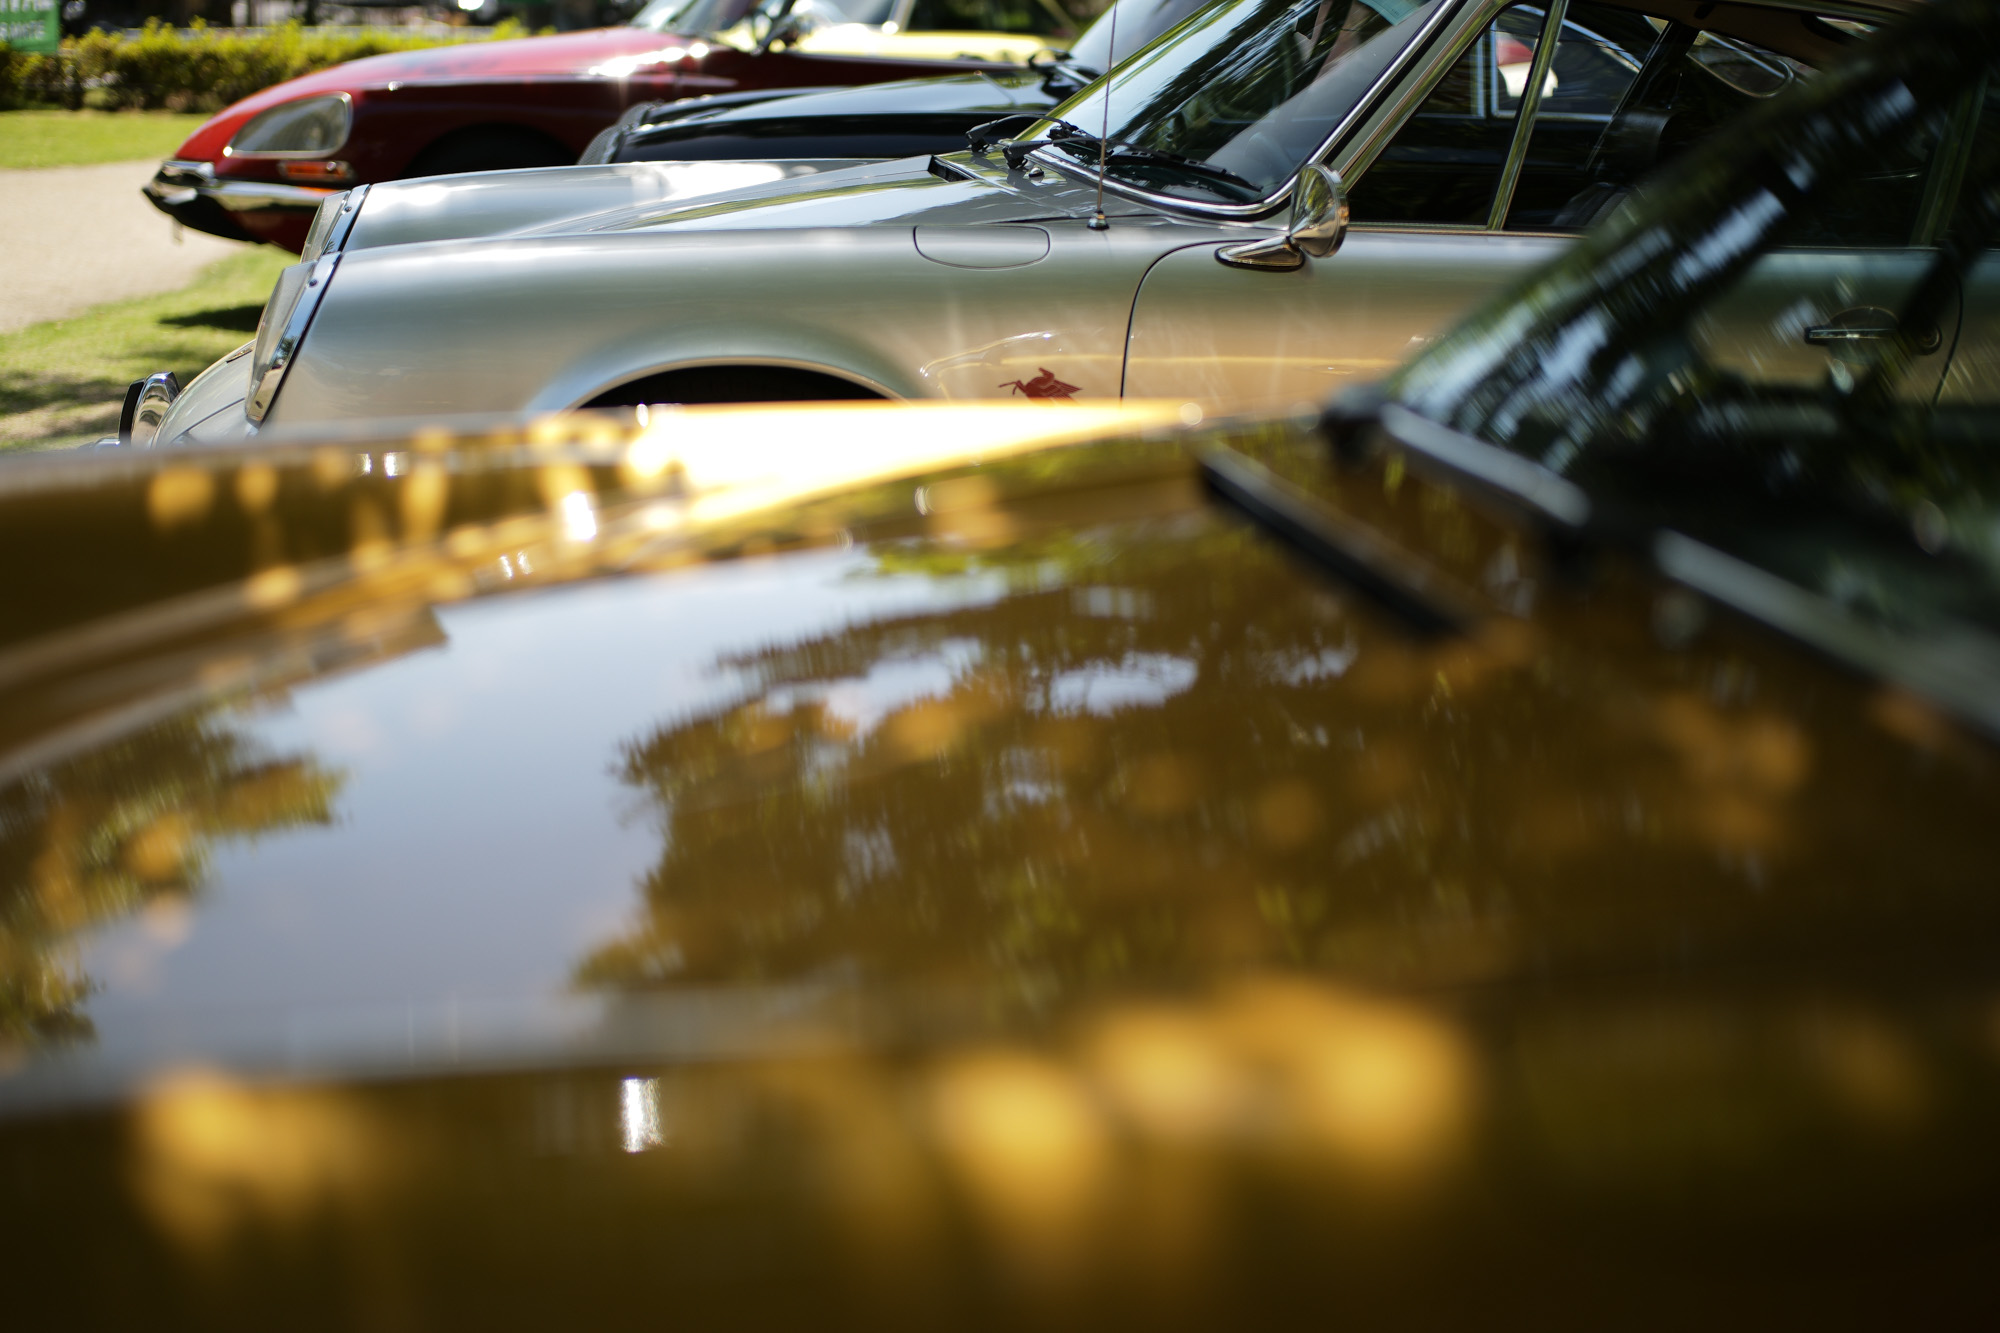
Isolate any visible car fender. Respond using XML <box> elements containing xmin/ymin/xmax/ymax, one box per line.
<box><xmin>533</xmin><ymin>324</ymin><xmax>914</xmax><ymax>411</ymax></box>
<box><xmin>267</xmin><ymin>221</ymin><xmax>1221</xmax><ymax>427</ymax></box>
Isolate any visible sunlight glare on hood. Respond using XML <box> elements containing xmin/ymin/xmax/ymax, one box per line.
<box><xmin>617</xmin><ymin>401</ymin><xmax>1195</xmax><ymax>529</ymax></box>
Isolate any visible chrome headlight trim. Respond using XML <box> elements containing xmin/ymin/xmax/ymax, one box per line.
<box><xmin>299</xmin><ymin>183</ymin><xmax>370</xmax><ymax>263</ymax></box>
<box><xmin>246</xmin><ymin>254</ymin><xmax>339</xmax><ymax>425</ymax></box>
<box><xmin>225</xmin><ymin>92</ymin><xmax>354</xmax><ymax>159</ymax></box>
<box><xmin>118</xmin><ymin>372</ymin><xmax>182</xmax><ymax>447</ymax></box>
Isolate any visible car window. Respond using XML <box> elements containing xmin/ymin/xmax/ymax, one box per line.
<box><xmin>1503</xmin><ymin>4</ymin><xmax>1815</xmax><ymax>229</ymax></box>
<box><xmin>1352</xmin><ymin>1</ymin><xmax>1829</xmax><ymax>231</ymax></box>
<box><xmin>1346</xmin><ymin>3</ymin><xmax>1585</xmax><ymax>225</ymax></box>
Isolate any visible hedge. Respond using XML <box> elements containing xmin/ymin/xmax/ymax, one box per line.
<box><xmin>1</xmin><ymin>20</ymin><xmax>539</xmax><ymax>113</ymax></box>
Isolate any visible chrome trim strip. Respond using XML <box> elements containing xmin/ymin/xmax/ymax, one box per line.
<box><xmin>1654</xmin><ymin>530</ymin><xmax>2000</xmax><ymax>742</ymax></box>
<box><xmin>1487</xmin><ymin>0</ymin><xmax>1570</xmax><ymax>230</ymax></box>
<box><xmin>247</xmin><ymin>254</ymin><xmax>339</xmax><ymax>425</ymax></box>
<box><xmin>303</xmin><ymin>183</ymin><xmax>370</xmax><ymax>262</ymax></box>
<box><xmin>1378</xmin><ymin>402</ymin><xmax>1592</xmax><ymax>530</ymax></box>
<box><xmin>201</xmin><ymin>179</ymin><xmax>342</xmax><ymax>212</ymax></box>
<box><xmin>1335</xmin><ymin>0</ymin><xmax>1508</xmax><ymax>187</ymax></box>
<box><xmin>152</xmin><ymin>158</ymin><xmax>215</xmax><ymax>185</ymax></box>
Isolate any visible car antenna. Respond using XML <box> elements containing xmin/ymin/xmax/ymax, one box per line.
<box><xmin>1088</xmin><ymin>0</ymin><xmax>1118</xmax><ymax>231</ymax></box>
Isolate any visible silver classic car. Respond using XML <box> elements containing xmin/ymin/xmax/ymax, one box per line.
<box><xmin>142</xmin><ymin>0</ymin><xmax>1928</xmax><ymax>447</ymax></box>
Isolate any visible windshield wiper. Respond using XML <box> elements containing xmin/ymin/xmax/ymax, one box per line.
<box><xmin>978</xmin><ymin>119</ymin><xmax>1263</xmax><ymax>200</ymax></box>
<box><xmin>1097</xmin><ymin>149</ymin><xmax>1263</xmax><ymax>202</ymax></box>
<box><xmin>980</xmin><ymin>117</ymin><xmax>1094</xmax><ymax>167</ymax></box>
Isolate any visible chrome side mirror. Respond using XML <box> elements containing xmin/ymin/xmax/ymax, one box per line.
<box><xmin>119</xmin><ymin>371</ymin><xmax>181</xmax><ymax>447</ymax></box>
<box><xmin>1218</xmin><ymin>166</ymin><xmax>1349</xmax><ymax>271</ymax></box>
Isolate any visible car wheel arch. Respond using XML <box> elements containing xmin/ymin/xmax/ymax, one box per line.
<box><xmin>573</xmin><ymin>359</ymin><xmax>899</xmax><ymax>410</ymax></box>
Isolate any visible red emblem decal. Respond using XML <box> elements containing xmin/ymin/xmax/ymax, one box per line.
<box><xmin>1000</xmin><ymin>367</ymin><xmax>1079</xmax><ymax>399</ymax></box>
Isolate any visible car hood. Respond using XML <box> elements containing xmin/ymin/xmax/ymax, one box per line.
<box><xmin>635</xmin><ymin>67</ymin><xmax>1051</xmax><ymax>130</ymax></box>
<box><xmin>5</xmin><ymin>405</ymin><xmax>2000</xmax><ymax>1323</ymax></box>
<box><xmin>517</xmin><ymin>153</ymin><xmax>1140</xmax><ymax>236</ymax></box>
<box><xmin>344</xmin><ymin>160</ymin><xmax>868</xmax><ymax>252</ymax></box>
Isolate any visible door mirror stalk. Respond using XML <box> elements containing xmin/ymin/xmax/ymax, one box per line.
<box><xmin>1218</xmin><ymin>166</ymin><xmax>1348</xmax><ymax>271</ymax></box>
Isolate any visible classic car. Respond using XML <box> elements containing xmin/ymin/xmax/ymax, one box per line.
<box><xmin>125</xmin><ymin>0</ymin><xmax>1210</xmax><ymax>271</ymax></box>
<box><xmin>140</xmin><ymin>0</ymin><xmax>1074</xmax><ymax>253</ymax></box>
<box><xmin>5</xmin><ymin>1</ymin><xmax>2000</xmax><ymax>1304</ymax></box>
<box><xmin>139</xmin><ymin>0</ymin><xmax>1932</xmax><ymax>448</ymax></box>
<box><xmin>574</xmin><ymin>0</ymin><xmax>1215</xmax><ymax>167</ymax></box>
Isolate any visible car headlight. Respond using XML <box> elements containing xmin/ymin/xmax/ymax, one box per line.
<box><xmin>246</xmin><ymin>254</ymin><xmax>338</xmax><ymax>425</ymax></box>
<box><xmin>227</xmin><ymin>93</ymin><xmax>352</xmax><ymax>156</ymax></box>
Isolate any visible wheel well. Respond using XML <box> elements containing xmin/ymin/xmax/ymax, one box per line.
<box><xmin>402</xmin><ymin>124</ymin><xmax>576</xmax><ymax>178</ymax></box>
<box><xmin>582</xmin><ymin>365</ymin><xmax>888</xmax><ymax>408</ymax></box>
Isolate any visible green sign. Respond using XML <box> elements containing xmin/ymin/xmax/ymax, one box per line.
<box><xmin>1</xmin><ymin>0</ymin><xmax>59</xmax><ymax>54</ymax></box>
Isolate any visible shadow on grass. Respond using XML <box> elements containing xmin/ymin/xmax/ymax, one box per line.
<box><xmin>0</xmin><ymin>369</ymin><xmax>129</xmax><ymax>419</ymax></box>
<box><xmin>160</xmin><ymin>304</ymin><xmax>264</xmax><ymax>334</ymax></box>
<box><xmin>0</xmin><ymin>343</ymin><xmax>228</xmax><ymax>448</ymax></box>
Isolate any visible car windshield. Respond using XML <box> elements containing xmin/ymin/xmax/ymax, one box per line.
<box><xmin>1387</xmin><ymin>0</ymin><xmax>2000</xmax><ymax>712</ymax></box>
<box><xmin>631</xmin><ymin>0</ymin><xmax>897</xmax><ymax>34</ymax></box>
<box><xmin>1034</xmin><ymin>0</ymin><xmax>1447</xmax><ymax>204</ymax></box>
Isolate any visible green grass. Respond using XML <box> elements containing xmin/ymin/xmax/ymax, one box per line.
<box><xmin>0</xmin><ymin>245</ymin><xmax>291</xmax><ymax>451</ymax></box>
<box><xmin>0</xmin><ymin>110</ymin><xmax>211</xmax><ymax>170</ymax></box>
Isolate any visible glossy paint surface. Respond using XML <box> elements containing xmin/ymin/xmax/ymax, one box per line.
<box><xmin>343</xmin><ymin>159</ymin><xmax>862</xmax><ymax>252</ymax></box>
<box><xmin>3</xmin><ymin>405</ymin><xmax>1998</xmax><ymax>1325</ymax></box>
<box><xmin>1125</xmin><ymin>229</ymin><xmax>1570</xmax><ymax>410</ymax></box>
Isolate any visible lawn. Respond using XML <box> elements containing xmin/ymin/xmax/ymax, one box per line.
<box><xmin>0</xmin><ymin>110</ymin><xmax>210</xmax><ymax>170</ymax></box>
<box><xmin>0</xmin><ymin>245</ymin><xmax>291</xmax><ymax>451</ymax></box>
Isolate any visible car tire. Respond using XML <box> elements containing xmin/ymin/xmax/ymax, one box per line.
<box><xmin>402</xmin><ymin>126</ymin><xmax>576</xmax><ymax>178</ymax></box>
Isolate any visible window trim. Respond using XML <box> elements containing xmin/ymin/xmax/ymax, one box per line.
<box><xmin>1488</xmin><ymin>0</ymin><xmax>1571</xmax><ymax>227</ymax></box>
<box><xmin>1343</xmin><ymin>0</ymin><xmax>1888</xmax><ymax>233</ymax></box>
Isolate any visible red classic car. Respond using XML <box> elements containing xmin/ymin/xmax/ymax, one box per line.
<box><xmin>142</xmin><ymin>0</ymin><xmax>1072</xmax><ymax>252</ymax></box>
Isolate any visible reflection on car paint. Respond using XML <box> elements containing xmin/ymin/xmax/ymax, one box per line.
<box><xmin>3</xmin><ymin>404</ymin><xmax>1999</xmax><ymax>1321</ymax></box>
<box><xmin>1000</xmin><ymin>366</ymin><xmax>1080</xmax><ymax>397</ymax></box>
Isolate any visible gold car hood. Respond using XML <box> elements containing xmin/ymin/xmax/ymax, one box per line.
<box><xmin>4</xmin><ymin>403</ymin><xmax>1999</xmax><ymax>1323</ymax></box>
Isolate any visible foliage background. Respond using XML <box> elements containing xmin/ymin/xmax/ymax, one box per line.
<box><xmin>0</xmin><ymin>19</ymin><xmax>536</xmax><ymax>111</ymax></box>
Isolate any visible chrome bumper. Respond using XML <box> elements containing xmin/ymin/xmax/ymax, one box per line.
<box><xmin>143</xmin><ymin>160</ymin><xmax>337</xmax><ymax>242</ymax></box>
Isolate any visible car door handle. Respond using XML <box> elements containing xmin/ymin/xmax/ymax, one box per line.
<box><xmin>1805</xmin><ymin>310</ymin><xmax>1941</xmax><ymax>354</ymax></box>
<box><xmin>1804</xmin><ymin>324</ymin><xmax>1897</xmax><ymax>343</ymax></box>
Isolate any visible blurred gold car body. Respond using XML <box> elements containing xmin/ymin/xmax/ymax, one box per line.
<box><xmin>3</xmin><ymin>401</ymin><xmax>1995</xmax><ymax>1326</ymax></box>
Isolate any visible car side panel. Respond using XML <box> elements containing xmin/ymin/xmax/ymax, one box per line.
<box><xmin>269</xmin><ymin>223</ymin><xmax>1201</xmax><ymax>425</ymax></box>
<box><xmin>1123</xmin><ymin>229</ymin><xmax>1569</xmax><ymax>413</ymax></box>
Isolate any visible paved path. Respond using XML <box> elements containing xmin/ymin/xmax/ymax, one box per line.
<box><xmin>0</xmin><ymin>160</ymin><xmax>248</xmax><ymax>334</ymax></box>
